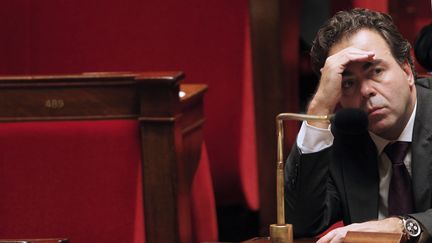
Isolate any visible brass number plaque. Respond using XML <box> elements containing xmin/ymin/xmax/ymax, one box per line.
<box><xmin>45</xmin><ymin>99</ymin><xmax>65</xmax><ymax>109</ymax></box>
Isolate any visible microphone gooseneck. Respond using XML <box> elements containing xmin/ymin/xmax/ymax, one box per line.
<box><xmin>272</xmin><ymin>108</ymin><xmax>368</xmax><ymax>243</ymax></box>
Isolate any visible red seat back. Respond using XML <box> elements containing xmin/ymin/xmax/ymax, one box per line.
<box><xmin>0</xmin><ymin>120</ymin><xmax>145</xmax><ymax>243</ymax></box>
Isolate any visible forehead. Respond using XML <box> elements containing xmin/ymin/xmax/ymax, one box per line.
<box><xmin>329</xmin><ymin>29</ymin><xmax>393</xmax><ymax>58</ymax></box>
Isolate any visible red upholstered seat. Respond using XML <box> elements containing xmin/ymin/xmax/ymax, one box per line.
<box><xmin>0</xmin><ymin>239</ymin><xmax>68</xmax><ymax>243</ymax></box>
<box><xmin>0</xmin><ymin>120</ymin><xmax>145</xmax><ymax>243</ymax></box>
<box><xmin>0</xmin><ymin>120</ymin><xmax>218</xmax><ymax>243</ymax></box>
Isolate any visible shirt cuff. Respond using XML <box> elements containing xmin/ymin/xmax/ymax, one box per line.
<box><xmin>296</xmin><ymin>121</ymin><xmax>334</xmax><ymax>154</ymax></box>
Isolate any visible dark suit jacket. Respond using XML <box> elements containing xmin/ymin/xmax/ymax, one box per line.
<box><xmin>285</xmin><ymin>77</ymin><xmax>432</xmax><ymax>242</ymax></box>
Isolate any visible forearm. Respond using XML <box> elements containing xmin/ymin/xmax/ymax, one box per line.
<box><xmin>307</xmin><ymin>93</ymin><xmax>338</xmax><ymax>129</ymax></box>
<box><xmin>317</xmin><ymin>217</ymin><xmax>404</xmax><ymax>243</ymax></box>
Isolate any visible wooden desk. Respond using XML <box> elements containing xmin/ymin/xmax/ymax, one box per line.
<box><xmin>238</xmin><ymin>231</ymin><xmax>405</xmax><ymax>243</ymax></box>
<box><xmin>242</xmin><ymin>237</ymin><xmax>316</xmax><ymax>243</ymax></box>
<box><xmin>205</xmin><ymin>237</ymin><xmax>316</xmax><ymax>243</ymax></box>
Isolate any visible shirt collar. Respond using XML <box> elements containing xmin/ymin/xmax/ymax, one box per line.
<box><xmin>369</xmin><ymin>101</ymin><xmax>417</xmax><ymax>155</ymax></box>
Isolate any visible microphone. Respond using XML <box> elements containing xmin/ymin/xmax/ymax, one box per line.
<box><xmin>331</xmin><ymin>109</ymin><xmax>373</xmax><ymax>178</ymax></box>
<box><xmin>331</xmin><ymin>108</ymin><xmax>369</xmax><ymax>136</ymax></box>
<box><xmin>271</xmin><ymin>108</ymin><xmax>368</xmax><ymax>243</ymax></box>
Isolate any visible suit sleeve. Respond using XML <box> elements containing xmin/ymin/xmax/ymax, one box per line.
<box><xmin>284</xmin><ymin>144</ymin><xmax>342</xmax><ymax>237</ymax></box>
<box><xmin>410</xmin><ymin>211</ymin><xmax>432</xmax><ymax>242</ymax></box>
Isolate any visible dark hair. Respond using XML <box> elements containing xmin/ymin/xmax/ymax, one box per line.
<box><xmin>414</xmin><ymin>23</ymin><xmax>432</xmax><ymax>71</ymax></box>
<box><xmin>310</xmin><ymin>8</ymin><xmax>415</xmax><ymax>78</ymax></box>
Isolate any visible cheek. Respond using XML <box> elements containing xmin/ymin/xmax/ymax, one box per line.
<box><xmin>381</xmin><ymin>82</ymin><xmax>408</xmax><ymax>103</ymax></box>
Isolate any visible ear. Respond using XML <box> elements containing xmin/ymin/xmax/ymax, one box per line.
<box><xmin>401</xmin><ymin>61</ymin><xmax>415</xmax><ymax>86</ymax></box>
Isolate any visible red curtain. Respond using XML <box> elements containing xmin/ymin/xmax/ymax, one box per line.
<box><xmin>352</xmin><ymin>0</ymin><xmax>389</xmax><ymax>12</ymax></box>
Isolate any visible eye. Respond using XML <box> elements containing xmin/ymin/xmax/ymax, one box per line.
<box><xmin>373</xmin><ymin>68</ymin><xmax>383</xmax><ymax>75</ymax></box>
<box><xmin>342</xmin><ymin>79</ymin><xmax>355</xmax><ymax>89</ymax></box>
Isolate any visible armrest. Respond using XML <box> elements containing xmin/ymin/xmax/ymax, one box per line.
<box><xmin>0</xmin><ymin>239</ymin><xmax>68</xmax><ymax>243</ymax></box>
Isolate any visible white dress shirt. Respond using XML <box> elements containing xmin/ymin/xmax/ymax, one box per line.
<box><xmin>296</xmin><ymin>103</ymin><xmax>417</xmax><ymax>219</ymax></box>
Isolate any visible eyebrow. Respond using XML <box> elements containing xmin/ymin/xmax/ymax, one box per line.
<box><xmin>342</xmin><ymin>59</ymin><xmax>384</xmax><ymax>77</ymax></box>
<box><xmin>363</xmin><ymin>59</ymin><xmax>383</xmax><ymax>70</ymax></box>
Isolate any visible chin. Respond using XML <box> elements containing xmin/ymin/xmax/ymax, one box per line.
<box><xmin>369</xmin><ymin>121</ymin><xmax>390</xmax><ymax>137</ymax></box>
<box><xmin>369</xmin><ymin>119</ymin><xmax>399</xmax><ymax>140</ymax></box>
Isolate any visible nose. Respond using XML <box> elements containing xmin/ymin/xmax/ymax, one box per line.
<box><xmin>360</xmin><ymin>79</ymin><xmax>376</xmax><ymax>98</ymax></box>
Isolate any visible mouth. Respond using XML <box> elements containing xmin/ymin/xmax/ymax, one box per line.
<box><xmin>367</xmin><ymin>106</ymin><xmax>384</xmax><ymax>116</ymax></box>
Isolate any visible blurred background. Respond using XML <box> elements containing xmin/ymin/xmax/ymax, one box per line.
<box><xmin>0</xmin><ymin>0</ymin><xmax>430</xmax><ymax>241</ymax></box>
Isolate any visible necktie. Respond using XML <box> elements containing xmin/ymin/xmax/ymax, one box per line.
<box><xmin>384</xmin><ymin>141</ymin><xmax>414</xmax><ymax>215</ymax></box>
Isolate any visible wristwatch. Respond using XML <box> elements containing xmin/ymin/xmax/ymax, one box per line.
<box><xmin>399</xmin><ymin>215</ymin><xmax>422</xmax><ymax>242</ymax></box>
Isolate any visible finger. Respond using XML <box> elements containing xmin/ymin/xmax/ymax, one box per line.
<box><xmin>326</xmin><ymin>228</ymin><xmax>345</xmax><ymax>243</ymax></box>
<box><xmin>329</xmin><ymin>234</ymin><xmax>344</xmax><ymax>243</ymax></box>
<box><xmin>331</xmin><ymin>48</ymin><xmax>374</xmax><ymax>63</ymax></box>
<box><xmin>339</xmin><ymin>51</ymin><xmax>375</xmax><ymax>66</ymax></box>
<box><xmin>323</xmin><ymin>51</ymin><xmax>375</xmax><ymax>74</ymax></box>
<box><xmin>330</xmin><ymin>228</ymin><xmax>349</xmax><ymax>243</ymax></box>
<box><xmin>317</xmin><ymin>230</ymin><xmax>336</xmax><ymax>243</ymax></box>
<box><xmin>342</xmin><ymin>47</ymin><xmax>375</xmax><ymax>57</ymax></box>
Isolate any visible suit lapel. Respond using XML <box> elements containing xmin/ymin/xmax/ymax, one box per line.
<box><xmin>412</xmin><ymin>83</ymin><xmax>432</xmax><ymax>212</ymax></box>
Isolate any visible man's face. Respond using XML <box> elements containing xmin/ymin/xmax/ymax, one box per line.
<box><xmin>329</xmin><ymin>29</ymin><xmax>416</xmax><ymax>140</ymax></box>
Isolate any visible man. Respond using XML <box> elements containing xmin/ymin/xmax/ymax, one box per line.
<box><xmin>285</xmin><ymin>8</ymin><xmax>432</xmax><ymax>243</ymax></box>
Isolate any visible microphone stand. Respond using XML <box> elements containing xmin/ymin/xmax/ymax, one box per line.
<box><xmin>270</xmin><ymin>113</ymin><xmax>332</xmax><ymax>243</ymax></box>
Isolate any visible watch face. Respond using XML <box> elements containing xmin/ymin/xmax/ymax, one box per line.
<box><xmin>405</xmin><ymin>218</ymin><xmax>421</xmax><ymax>237</ymax></box>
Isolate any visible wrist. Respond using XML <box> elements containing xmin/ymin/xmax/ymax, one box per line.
<box><xmin>306</xmin><ymin>99</ymin><xmax>335</xmax><ymax>129</ymax></box>
<box><xmin>398</xmin><ymin>215</ymin><xmax>422</xmax><ymax>243</ymax></box>
<box><xmin>307</xmin><ymin>100</ymin><xmax>335</xmax><ymax>117</ymax></box>
<box><xmin>307</xmin><ymin>89</ymin><xmax>338</xmax><ymax>113</ymax></box>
